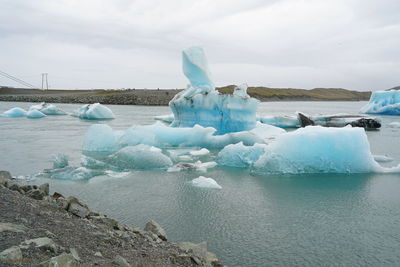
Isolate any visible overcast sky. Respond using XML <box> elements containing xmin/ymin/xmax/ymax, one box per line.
<box><xmin>1</xmin><ymin>0</ymin><xmax>399</xmax><ymax>91</ymax></box>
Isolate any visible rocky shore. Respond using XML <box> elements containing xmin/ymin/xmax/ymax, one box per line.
<box><xmin>0</xmin><ymin>86</ymin><xmax>371</xmax><ymax>106</ymax></box>
<box><xmin>0</xmin><ymin>171</ymin><xmax>223</xmax><ymax>267</ymax></box>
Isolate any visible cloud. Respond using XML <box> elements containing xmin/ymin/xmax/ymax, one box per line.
<box><xmin>0</xmin><ymin>0</ymin><xmax>399</xmax><ymax>90</ymax></box>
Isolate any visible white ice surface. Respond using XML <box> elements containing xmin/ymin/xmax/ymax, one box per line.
<box><xmin>72</xmin><ymin>103</ymin><xmax>115</xmax><ymax>120</ymax></box>
<box><xmin>191</xmin><ymin>176</ymin><xmax>222</xmax><ymax>189</ymax></box>
<box><xmin>27</xmin><ymin>109</ymin><xmax>46</xmax><ymax>118</ymax></box>
<box><xmin>360</xmin><ymin>90</ymin><xmax>400</xmax><ymax>115</ymax></box>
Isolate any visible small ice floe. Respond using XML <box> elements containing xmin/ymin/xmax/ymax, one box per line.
<box><xmin>167</xmin><ymin>161</ymin><xmax>217</xmax><ymax>173</ymax></box>
<box><xmin>51</xmin><ymin>154</ymin><xmax>69</xmax><ymax>169</ymax></box>
<box><xmin>72</xmin><ymin>103</ymin><xmax>115</xmax><ymax>120</ymax></box>
<box><xmin>189</xmin><ymin>148</ymin><xmax>210</xmax><ymax>156</ymax></box>
<box><xmin>388</xmin><ymin>122</ymin><xmax>400</xmax><ymax>128</ymax></box>
<box><xmin>29</xmin><ymin>102</ymin><xmax>67</xmax><ymax>115</ymax></box>
<box><xmin>178</xmin><ymin>155</ymin><xmax>193</xmax><ymax>161</ymax></box>
<box><xmin>154</xmin><ymin>114</ymin><xmax>174</xmax><ymax>123</ymax></box>
<box><xmin>373</xmin><ymin>155</ymin><xmax>394</xmax><ymax>163</ymax></box>
<box><xmin>191</xmin><ymin>176</ymin><xmax>222</xmax><ymax>189</ymax></box>
<box><xmin>105</xmin><ymin>170</ymin><xmax>131</xmax><ymax>178</ymax></box>
<box><xmin>27</xmin><ymin>109</ymin><xmax>46</xmax><ymax>119</ymax></box>
<box><xmin>1</xmin><ymin>107</ymin><xmax>27</xmax><ymax>118</ymax></box>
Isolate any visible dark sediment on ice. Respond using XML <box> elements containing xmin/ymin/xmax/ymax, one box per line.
<box><xmin>0</xmin><ymin>170</ymin><xmax>223</xmax><ymax>267</ymax></box>
<box><xmin>0</xmin><ymin>86</ymin><xmax>371</xmax><ymax>105</ymax></box>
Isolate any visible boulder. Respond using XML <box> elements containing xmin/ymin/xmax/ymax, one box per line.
<box><xmin>144</xmin><ymin>220</ymin><xmax>167</xmax><ymax>241</ymax></box>
<box><xmin>27</xmin><ymin>189</ymin><xmax>46</xmax><ymax>200</ymax></box>
<box><xmin>66</xmin><ymin>197</ymin><xmax>90</xmax><ymax>218</ymax></box>
<box><xmin>36</xmin><ymin>253</ymin><xmax>78</xmax><ymax>267</ymax></box>
<box><xmin>21</xmin><ymin>237</ymin><xmax>58</xmax><ymax>253</ymax></box>
<box><xmin>0</xmin><ymin>246</ymin><xmax>22</xmax><ymax>264</ymax></box>
<box><xmin>0</xmin><ymin>170</ymin><xmax>11</xmax><ymax>187</ymax></box>
<box><xmin>39</xmin><ymin>183</ymin><xmax>50</xmax><ymax>195</ymax></box>
<box><xmin>177</xmin><ymin>242</ymin><xmax>208</xmax><ymax>261</ymax></box>
<box><xmin>0</xmin><ymin>222</ymin><xmax>28</xmax><ymax>233</ymax></box>
<box><xmin>113</xmin><ymin>255</ymin><xmax>132</xmax><ymax>267</ymax></box>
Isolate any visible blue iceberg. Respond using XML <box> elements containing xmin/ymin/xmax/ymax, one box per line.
<box><xmin>360</xmin><ymin>90</ymin><xmax>400</xmax><ymax>115</ymax></box>
<box><xmin>72</xmin><ymin>103</ymin><xmax>115</xmax><ymax>120</ymax></box>
<box><xmin>1</xmin><ymin>107</ymin><xmax>27</xmax><ymax>118</ymax></box>
<box><xmin>217</xmin><ymin>142</ymin><xmax>267</xmax><ymax>168</ymax></box>
<box><xmin>27</xmin><ymin>109</ymin><xmax>46</xmax><ymax>119</ymax></box>
<box><xmin>253</xmin><ymin>126</ymin><xmax>400</xmax><ymax>174</ymax></box>
<box><xmin>169</xmin><ymin>47</ymin><xmax>259</xmax><ymax>134</ymax></box>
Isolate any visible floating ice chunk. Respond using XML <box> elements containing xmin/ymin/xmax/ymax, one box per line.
<box><xmin>182</xmin><ymin>46</ymin><xmax>214</xmax><ymax>92</ymax></box>
<box><xmin>81</xmin><ymin>155</ymin><xmax>109</xmax><ymax>169</ymax></box>
<box><xmin>168</xmin><ymin>160</ymin><xmax>217</xmax><ymax>173</ymax></box>
<box><xmin>27</xmin><ymin>109</ymin><xmax>46</xmax><ymax>118</ymax></box>
<box><xmin>107</xmin><ymin>145</ymin><xmax>173</xmax><ymax>170</ymax></box>
<box><xmin>170</xmin><ymin>47</ymin><xmax>259</xmax><ymax>134</ymax></box>
<box><xmin>388</xmin><ymin>122</ymin><xmax>400</xmax><ymax>128</ymax></box>
<box><xmin>178</xmin><ymin>155</ymin><xmax>193</xmax><ymax>161</ymax></box>
<box><xmin>373</xmin><ymin>155</ymin><xmax>394</xmax><ymax>163</ymax></box>
<box><xmin>82</xmin><ymin>124</ymin><xmax>118</xmax><ymax>153</ymax></box>
<box><xmin>253</xmin><ymin>126</ymin><xmax>387</xmax><ymax>174</ymax></box>
<box><xmin>191</xmin><ymin>176</ymin><xmax>222</xmax><ymax>189</ymax></box>
<box><xmin>51</xmin><ymin>154</ymin><xmax>69</xmax><ymax>169</ymax></box>
<box><xmin>73</xmin><ymin>103</ymin><xmax>115</xmax><ymax>120</ymax></box>
<box><xmin>258</xmin><ymin>115</ymin><xmax>300</xmax><ymax>128</ymax></box>
<box><xmin>154</xmin><ymin>114</ymin><xmax>174</xmax><ymax>123</ymax></box>
<box><xmin>190</xmin><ymin>148</ymin><xmax>210</xmax><ymax>156</ymax></box>
<box><xmin>249</xmin><ymin>122</ymin><xmax>286</xmax><ymax>141</ymax></box>
<box><xmin>47</xmin><ymin>166</ymin><xmax>104</xmax><ymax>180</ymax></box>
<box><xmin>84</xmin><ymin>122</ymin><xmax>280</xmax><ymax>152</ymax></box>
<box><xmin>360</xmin><ymin>90</ymin><xmax>400</xmax><ymax>115</ymax></box>
<box><xmin>1</xmin><ymin>107</ymin><xmax>27</xmax><ymax>117</ymax></box>
<box><xmin>29</xmin><ymin>102</ymin><xmax>67</xmax><ymax>115</ymax></box>
<box><xmin>217</xmin><ymin>142</ymin><xmax>268</xmax><ymax>168</ymax></box>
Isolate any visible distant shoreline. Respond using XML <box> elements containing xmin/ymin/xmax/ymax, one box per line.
<box><xmin>0</xmin><ymin>87</ymin><xmax>371</xmax><ymax>105</ymax></box>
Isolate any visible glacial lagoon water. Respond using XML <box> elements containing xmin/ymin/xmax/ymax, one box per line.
<box><xmin>1</xmin><ymin>101</ymin><xmax>400</xmax><ymax>266</ymax></box>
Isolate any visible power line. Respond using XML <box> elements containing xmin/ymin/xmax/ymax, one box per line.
<box><xmin>0</xmin><ymin>70</ymin><xmax>38</xmax><ymax>89</ymax></box>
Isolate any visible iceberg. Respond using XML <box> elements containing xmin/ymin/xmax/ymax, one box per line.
<box><xmin>154</xmin><ymin>114</ymin><xmax>174</xmax><ymax>124</ymax></box>
<box><xmin>388</xmin><ymin>122</ymin><xmax>400</xmax><ymax>128</ymax></box>
<box><xmin>1</xmin><ymin>107</ymin><xmax>27</xmax><ymax>118</ymax></box>
<box><xmin>29</xmin><ymin>102</ymin><xmax>67</xmax><ymax>115</ymax></box>
<box><xmin>72</xmin><ymin>103</ymin><xmax>115</xmax><ymax>120</ymax></box>
<box><xmin>83</xmin><ymin>122</ymin><xmax>284</xmax><ymax>152</ymax></box>
<box><xmin>253</xmin><ymin>126</ymin><xmax>400</xmax><ymax>174</ymax></box>
<box><xmin>217</xmin><ymin>142</ymin><xmax>267</xmax><ymax>168</ymax></box>
<box><xmin>27</xmin><ymin>109</ymin><xmax>46</xmax><ymax>119</ymax></box>
<box><xmin>45</xmin><ymin>166</ymin><xmax>105</xmax><ymax>180</ymax></box>
<box><xmin>169</xmin><ymin>47</ymin><xmax>259</xmax><ymax>134</ymax></box>
<box><xmin>191</xmin><ymin>176</ymin><xmax>222</xmax><ymax>189</ymax></box>
<box><xmin>189</xmin><ymin>148</ymin><xmax>210</xmax><ymax>156</ymax></box>
<box><xmin>107</xmin><ymin>145</ymin><xmax>173</xmax><ymax>170</ymax></box>
<box><xmin>360</xmin><ymin>90</ymin><xmax>400</xmax><ymax>115</ymax></box>
<box><xmin>373</xmin><ymin>155</ymin><xmax>394</xmax><ymax>163</ymax></box>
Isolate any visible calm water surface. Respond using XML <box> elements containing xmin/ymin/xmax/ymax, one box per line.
<box><xmin>1</xmin><ymin>101</ymin><xmax>400</xmax><ymax>266</ymax></box>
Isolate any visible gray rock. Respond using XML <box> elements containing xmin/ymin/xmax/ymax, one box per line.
<box><xmin>70</xmin><ymin>248</ymin><xmax>80</xmax><ymax>262</ymax></box>
<box><xmin>39</xmin><ymin>183</ymin><xmax>50</xmax><ymax>195</ymax></box>
<box><xmin>0</xmin><ymin>246</ymin><xmax>22</xmax><ymax>264</ymax></box>
<box><xmin>94</xmin><ymin>251</ymin><xmax>103</xmax><ymax>257</ymax></box>
<box><xmin>113</xmin><ymin>255</ymin><xmax>132</xmax><ymax>267</ymax></box>
<box><xmin>0</xmin><ymin>170</ymin><xmax>11</xmax><ymax>187</ymax></box>
<box><xmin>56</xmin><ymin>197</ymin><xmax>69</xmax><ymax>210</ymax></box>
<box><xmin>144</xmin><ymin>220</ymin><xmax>167</xmax><ymax>241</ymax></box>
<box><xmin>0</xmin><ymin>222</ymin><xmax>28</xmax><ymax>233</ymax></box>
<box><xmin>67</xmin><ymin>197</ymin><xmax>90</xmax><ymax>218</ymax></box>
<box><xmin>36</xmin><ymin>253</ymin><xmax>78</xmax><ymax>267</ymax></box>
<box><xmin>177</xmin><ymin>242</ymin><xmax>208</xmax><ymax>262</ymax></box>
<box><xmin>21</xmin><ymin>237</ymin><xmax>58</xmax><ymax>253</ymax></box>
<box><xmin>27</xmin><ymin>188</ymin><xmax>46</xmax><ymax>200</ymax></box>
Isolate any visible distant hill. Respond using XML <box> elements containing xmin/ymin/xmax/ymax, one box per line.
<box><xmin>0</xmin><ymin>86</ymin><xmax>371</xmax><ymax>105</ymax></box>
<box><xmin>388</xmin><ymin>86</ymin><xmax>400</xmax><ymax>91</ymax></box>
<box><xmin>217</xmin><ymin>85</ymin><xmax>371</xmax><ymax>101</ymax></box>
